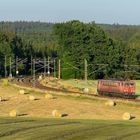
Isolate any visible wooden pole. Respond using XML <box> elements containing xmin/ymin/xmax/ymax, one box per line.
<box><xmin>84</xmin><ymin>59</ymin><xmax>87</xmax><ymax>85</ymax></box>
<box><xmin>9</xmin><ymin>57</ymin><xmax>12</xmax><ymax>77</ymax></box>
<box><xmin>44</xmin><ymin>57</ymin><xmax>46</xmax><ymax>77</ymax></box>
<box><xmin>58</xmin><ymin>59</ymin><xmax>61</xmax><ymax>80</ymax></box>
<box><xmin>33</xmin><ymin>59</ymin><xmax>35</xmax><ymax>87</ymax></box>
<box><xmin>4</xmin><ymin>56</ymin><xmax>7</xmax><ymax>78</ymax></box>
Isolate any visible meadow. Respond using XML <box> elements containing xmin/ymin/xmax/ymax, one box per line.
<box><xmin>0</xmin><ymin>79</ymin><xmax>140</xmax><ymax>139</ymax></box>
<box><xmin>0</xmin><ymin>117</ymin><xmax>140</xmax><ymax>140</ymax></box>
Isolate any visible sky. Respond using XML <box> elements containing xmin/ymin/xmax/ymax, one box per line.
<box><xmin>0</xmin><ymin>0</ymin><xmax>140</xmax><ymax>25</ymax></box>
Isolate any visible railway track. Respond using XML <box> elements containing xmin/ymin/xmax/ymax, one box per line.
<box><xmin>10</xmin><ymin>76</ymin><xmax>82</xmax><ymax>94</ymax></box>
<box><xmin>10</xmin><ymin>76</ymin><xmax>140</xmax><ymax>103</ymax></box>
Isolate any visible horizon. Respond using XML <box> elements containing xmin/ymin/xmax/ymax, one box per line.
<box><xmin>0</xmin><ymin>0</ymin><xmax>140</xmax><ymax>25</ymax></box>
<box><xmin>0</xmin><ymin>20</ymin><xmax>140</xmax><ymax>26</ymax></box>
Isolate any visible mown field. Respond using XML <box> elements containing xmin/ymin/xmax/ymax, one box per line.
<box><xmin>0</xmin><ymin>117</ymin><xmax>140</xmax><ymax>140</ymax></box>
<box><xmin>0</xmin><ymin>78</ymin><xmax>140</xmax><ymax>140</ymax></box>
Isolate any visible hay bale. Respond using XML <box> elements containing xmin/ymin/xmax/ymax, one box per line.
<box><xmin>105</xmin><ymin>100</ymin><xmax>116</xmax><ymax>106</ymax></box>
<box><xmin>38</xmin><ymin>75</ymin><xmax>43</xmax><ymax>80</ymax></box>
<box><xmin>122</xmin><ymin>112</ymin><xmax>132</xmax><ymax>120</ymax></box>
<box><xmin>45</xmin><ymin>94</ymin><xmax>54</xmax><ymax>99</ymax></box>
<box><xmin>83</xmin><ymin>88</ymin><xmax>89</xmax><ymax>94</ymax></box>
<box><xmin>9</xmin><ymin>110</ymin><xmax>18</xmax><ymax>117</ymax></box>
<box><xmin>19</xmin><ymin>90</ymin><xmax>25</xmax><ymax>95</ymax></box>
<box><xmin>52</xmin><ymin>110</ymin><xmax>62</xmax><ymax>117</ymax></box>
<box><xmin>29</xmin><ymin>95</ymin><xmax>36</xmax><ymax>101</ymax></box>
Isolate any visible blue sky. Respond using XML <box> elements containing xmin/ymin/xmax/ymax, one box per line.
<box><xmin>0</xmin><ymin>0</ymin><xmax>140</xmax><ymax>24</ymax></box>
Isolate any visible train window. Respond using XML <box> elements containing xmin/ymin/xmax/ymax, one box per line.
<box><xmin>102</xmin><ymin>81</ymin><xmax>120</xmax><ymax>86</ymax></box>
<box><xmin>103</xmin><ymin>82</ymin><xmax>110</xmax><ymax>86</ymax></box>
<box><xmin>110</xmin><ymin>82</ymin><xmax>120</xmax><ymax>87</ymax></box>
<box><xmin>125</xmin><ymin>83</ymin><xmax>135</xmax><ymax>87</ymax></box>
<box><xmin>130</xmin><ymin>83</ymin><xmax>135</xmax><ymax>86</ymax></box>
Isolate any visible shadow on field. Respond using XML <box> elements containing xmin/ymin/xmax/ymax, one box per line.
<box><xmin>18</xmin><ymin>113</ymin><xmax>28</xmax><ymax>117</ymax></box>
<box><xmin>62</xmin><ymin>114</ymin><xmax>68</xmax><ymax>117</ymax></box>
<box><xmin>34</xmin><ymin>98</ymin><xmax>40</xmax><ymax>101</ymax></box>
<box><xmin>131</xmin><ymin>116</ymin><xmax>136</xmax><ymax>120</ymax></box>
<box><xmin>24</xmin><ymin>92</ymin><xmax>30</xmax><ymax>95</ymax></box>
<box><xmin>1</xmin><ymin>99</ymin><xmax>9</xmax><ymax>102</ymax></box>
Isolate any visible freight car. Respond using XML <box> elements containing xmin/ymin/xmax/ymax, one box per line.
<box><xmin>97</xmin><ymin>79</ymin><xmax>135</xmax><ymax>99</ymax></box>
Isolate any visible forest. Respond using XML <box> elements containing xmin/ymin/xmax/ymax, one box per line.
<box><xmin>0</xmin><ymin>21</ymin><xmax>140</xmax><ymax>79</ymax></box>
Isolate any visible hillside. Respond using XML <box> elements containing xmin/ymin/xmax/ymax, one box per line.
<box><xmin>98</xmin><ymin>23</ymin><xmax>140</xmax><ymax>43</ymax></box>
<box><xmin>0</xmin><ymin>21</ymin><xmax>54</xmax><ymax>33</ymax></box>
<box><xmin>0</xmin><ymin>21</ymin><xmax>140</xmax><ymax>43</ymax></box>
<box><xmin>1</xmin><ymin>21</ymin><xmax>140</xmax><ymax>44</ymax></box>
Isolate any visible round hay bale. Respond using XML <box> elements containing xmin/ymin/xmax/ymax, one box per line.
<box><xmin>9</xmin><ymin>110</ymin><xmax>18</xmax><ymax>117</ymax></box>
<box><xmin>122</xmin><ymin>112</ymin><xmax>132</xmax><ymax>120</ymax></box>
<box><xmin>83</xmin><ymin>88</ymin><xmax>89</xmax><ymax>94</ymax></box>
<box><xmin>45</xmin><ymin>94</ymin><xmax>54</xmax><ymax>99</ymax></box>
<box><xmin>105</xmin><ymin>100</ymin><xmax>115</xmax><ymax>106</ymax></box>
<box><xmin>19</xmin><ymin>90</ymin><xmax>25</xmax><ymax>95</ymax></box>
<box><xmin>38</xmin><ymin>75</ymin><xmax>43</xmax><ymax>80</ymax></box>
<box><xmin>29</xmin><ymin>95</ymin><xmax>35</xmax><ymax>101</ymax></box>
<box><xmin>52</xmin><ymin>110</ymin><xmax>62</xmax><ymax>117</ymax></box>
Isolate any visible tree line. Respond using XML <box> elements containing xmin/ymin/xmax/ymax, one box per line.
<box><xmin>0</xmin><ymin>21</ymin><xmax>140</xmax><ymax>79</ymax></box>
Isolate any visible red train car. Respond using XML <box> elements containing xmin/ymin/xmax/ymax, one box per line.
<box><xmin>97</xmin><ymin>79</ymin><xmax>135</xmax><ymax>98</ymax></box>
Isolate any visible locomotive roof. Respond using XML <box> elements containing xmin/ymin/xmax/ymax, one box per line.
<box><xmin>98</xmin><ymin>79</ymin><xmax>135</xmax><ymax>83</ymax></box>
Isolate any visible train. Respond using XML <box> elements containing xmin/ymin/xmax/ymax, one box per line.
<box><xmin>97</xmin><ymin>79</ymin><xmax>136</xmax><ymax>99</ymax></box>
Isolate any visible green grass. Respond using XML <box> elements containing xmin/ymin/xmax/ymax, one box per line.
<box><xmin>135</xmin><ymin>80</ymin><xmax>140</xmax><ymax>94</ymax></box>
<box><xmin>60</xmin><ymin>79</ymin><xmax>140</xmax><ymax>94</ymax></box>
<box><xmin>0</xmin><ymin>117</ymin><xmax>140</xmax><ymax>140</ymax></box>
<box><xmin>65</xmin><ymin>79</ymin><xmax>140</xmax><ymax>95</ymax></box>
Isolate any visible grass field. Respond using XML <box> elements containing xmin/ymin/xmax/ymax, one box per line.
<box><xmin>0</xmin><ymin>78</ymin><xmax>140</xmax><ymax>139</ymax></box>
<box><xmin>1</xmin><ymin>79</ymin><xmax>140</xmax><ymax>120</ymax></box>
<box><xmin>0</xmin><ymin>117</ymin><xmax>140</xmax><ymax>140</ymax></box>
<box><xmin>41</xmin><ymin>78</ymin><xmax>140</xmax><ymax>94</ymax></box>
<box><xmin>135</xmin><ymin>80</ymin><xmax>140</xmax><ymax>94</ymax></box>
<box><xmin>1</xmin><ymin>82</ymin><xmax>140</xmax><ymax>120</ymax></box>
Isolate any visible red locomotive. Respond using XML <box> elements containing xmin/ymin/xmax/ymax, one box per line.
<box><xmin>97</xmin><ymin>79</ymin><xmax>135</xmax><ymax>98</ymax></box>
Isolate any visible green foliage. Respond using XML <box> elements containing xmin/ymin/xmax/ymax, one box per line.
<box><xmin>54</xmin><ymin>20</ymin><xmax>139</xmax><ymax>79</ymax></box>
<box><xmin>0</xmin><ymin>21</ymin><xmax>139</xmax><ymax>79</ymax></box>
